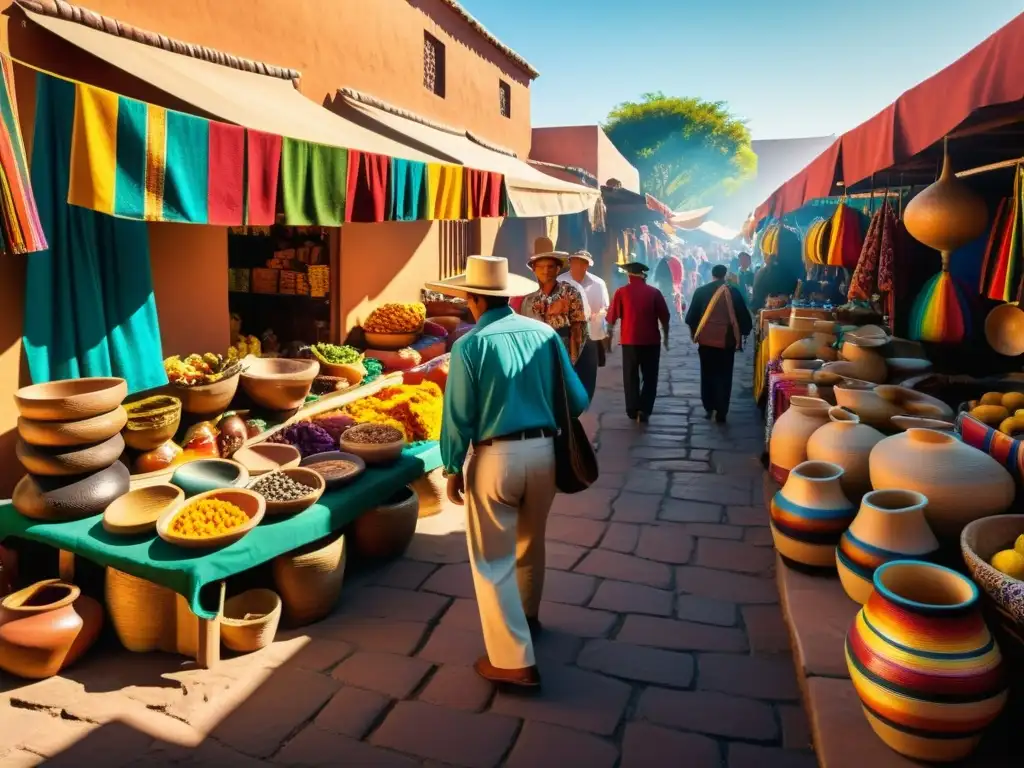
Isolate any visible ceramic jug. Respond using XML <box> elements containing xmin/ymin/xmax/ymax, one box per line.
<box><xmin>770</xmin><ymin>460</ymin><xmax>856</xmax><ymax>568</ymax></box>
<box><xmin>806</xmin><ymin>406</ymin><xmax>883</xmax><ymax>501</ymax></box>
<box><xmin>769</xmin><ymin>396</ymin><xmax>831</xmax><ymax>484</ymax></box>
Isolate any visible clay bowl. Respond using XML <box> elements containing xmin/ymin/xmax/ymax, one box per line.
<box><xmin>240</xmin><ymin>357</ymin><xmax>319</xmax><ymax>411</ymax></box>
<box><xmin>170</xmin><ymin>458</ymin><xmax>250</xmax><ymax>498</ymax></box>
<box><xmin>961</xmin><ymin>515</ymin><xmax>1024</xmax><ymax>637</ymax></box>
<box><xmin>362</xmin><ymin>331</ymin><xmax>421</xmax><ymax>351</ymax></box>
<box><xmin>318</xmin><ymin>360</ymin><xmax>366</xmax><ymax>387</ymax></box>
<box><xmin>102</xmin><ymin>484</ymin><xmax>184</xmax><ymax>536</ymax></box>
<box><xmin>15</xmin><ymin>377</ymin><xmax>127</xmax><ymax>421</ymax></box>
<box><xmin>248</xmin><ymin>467</ymin><xmax>326</xmax><ymax>516</ymax></box>
<box><xmin>339</xmin><ymin>426</ymin><xmax>405</xmax><ymax>466</ymax></box>
<box><xmin>170</xmin><ymin>370</ymin><xmax>240</xmax><ymax>416</ymax></box>
<box><xmin>300</xmin><ymin>451</ymin><xmax>366</xmax><ymax>489</ymax></box>
<box><xmin>122</xmin><ymin>395</ymin><xmax>182</xmax><ymax>451</ymax></box>
<box><xmin>13</xmin><ymin>462</ymin><xmax>131</xmax><ymax>522</ymax></box>
<box><xmin>834</xmin><ymin>381</ymin><xmax>903</xmax><ymax>429</ymax></box>
<box><xmin>16</xmin><ymin>433</ymin><xmax>125</xmax><ymax>477</ymax></box>
<box><xmin>156</xmin><ymin>487</ymin><xmax>265</xmax><ymax>550</ymax></box>
<box><xmin>232</xmin><ymin>443</ymin><xmax>302</xmax><ymax>477</ymax></box>
<box><xmin>17</xmin><ymin>406</ymin><xmax>128</xmax><ymax>448</ymax></box>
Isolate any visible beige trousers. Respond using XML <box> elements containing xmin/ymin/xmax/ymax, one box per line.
<box><xmin>464</xmin><ymin>436</ymin><xmax>556</xmax><ymax>670</ymax></box>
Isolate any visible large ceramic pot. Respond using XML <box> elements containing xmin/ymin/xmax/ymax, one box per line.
<box><xmin>806</xmin><ymin>406</ymin><xmax>883</xmax><ymax>500</ymax></box>
<box><xmin>351</xmin><ymin>486</ymin><xmax>420</xmax><ymax>559</ymax></box>
<box><xmin>903</xmin><ymin>146</ymin><xmax>988</xmax><ymax>255</ymax></box>
<box><xmin>837</xmin><ymin>489</ymin><xmax>939</xmax><ymax>604</ymax></box>
<box><xmin>846</xmin><ymin>561</ymin><xmax>1007</xmax><ymax>762</ymax></box>
<box><xmin>0</xmin><ymin>579</ymin><xmax>103</xmax><ymax>679</ymax></box>
<box><xmin>13</xmin><ymin>461</ymin><xmax>131</xmax><ymax>521</ymax></box>
<box><xmin>869</xmin><ymin>429</ymin><xmax>1014</xmax><ymax>540</ymax></box>
<box><xmin>768</xmin><ymin>396</ymin><xmax>831</xmax><ymax>483</ymax></box>
<box><xmin>272</xmin><ymin>531</ymin><xmax>346</xmax><ymax>628</ymax></box>
<box><xmin>769</xmin><ymin>460</ymin><xmax>856</xmax><ymax>568</ymax></box>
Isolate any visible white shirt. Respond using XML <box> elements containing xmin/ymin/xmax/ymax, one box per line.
<box><xmin>559</xmin><ymin>271</ymin><xmax>610</xmax><ymax>341</ymax></box>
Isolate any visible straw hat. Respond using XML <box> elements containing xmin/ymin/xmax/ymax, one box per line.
<box><xmin>529</xmin><ymin>251</ymin><xmax>569</xmax><ymax>268</ymax></box>
<box><xmin>568</xmin><ymin>250</ymin><xmax>594</xmax><ymax>266</ymax></box>
<box><xmin>985</xmin><ymin>303</ymin><xmax>1024</xmax><ymax>357</ymax></box>
<box><xmin>425</xmin><ymin>255</ymin><xmax>536</xmax><ymax>298</ymax></box>
<box><xmin>534</xmin><ymin>236</ymin><xmax>554</xmax><ymax>254</ymax></box>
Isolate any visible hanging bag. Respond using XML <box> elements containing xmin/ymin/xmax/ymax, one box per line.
<box><xmin>693</xmin><ymin>284</ymin><xmax>742</xmax><ymax>350</ymax></box>
<box><xmin>551</xmin><ymin>345</ymin><xmax>599</xmax><ymax>494</ymax></box>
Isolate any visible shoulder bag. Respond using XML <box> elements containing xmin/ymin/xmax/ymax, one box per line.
<box><xmin>551</xmin><ymin>344</ymin><xmax>599</xmax><ymax>493</ymax></box>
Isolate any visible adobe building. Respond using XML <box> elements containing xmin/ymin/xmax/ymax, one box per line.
<box><xmin>530</xmin><ymin>125</ymin><xmax>641</xmax><ymax>193</ymax></box>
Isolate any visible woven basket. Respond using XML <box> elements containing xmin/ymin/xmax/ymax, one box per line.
<box><xmin>272</xmin><ymin>532</ymin><xmax>346</xmax><ymax>628</ymax></box>
<box><xmin>220</xmin><ymin>589</ymin><xmax>281</xmax><ymax>652</ymax></box>
<box><xmin>411</xmin><ymin>468</ymin><xmax>445</xmax><ymax>519</ymax></box>
<box><xmin>105</xmin><ymin>568</ymin><xmax>200</xmax><ymax>657</ymax></box>
<box><xmin>351</xmin><ymin>486</ymin><xmax>419</xmax><ymax>560</ymax></box>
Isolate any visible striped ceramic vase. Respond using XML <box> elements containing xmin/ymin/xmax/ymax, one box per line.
<box><xmin>837</xmin><ymin>489</ymin><xmax>940</xmax><ymax>604</ymax></box>
<box><xmin>846</xmin><ymin>560</ymin><xmax>1007</xmax><ymax>762</ymax></box>
<box><xmin>770</xmin><ymin>460</ymin><xmax>855</xmax><ymax>567</ymax></box>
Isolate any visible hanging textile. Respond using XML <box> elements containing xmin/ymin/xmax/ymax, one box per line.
<box><xmin>345</xmin><ymin>150</ymin><xmax>389</xmax><ymax>223</ymax></box>
<box><xmin>245</xmin><ymin>130</ymin><xmax>282</xmax><ymax>226</ymax></box>
<box><xmin>826</xmin><ymin>203</ymin><xmax>864</xmax><ymax>269</ymax></box>
<box><xmin>25</xmin><ymin>74</ymin><xmax>165</xmax><ymax>392</ymax></box>
<box><xmin>425</xmin><ymin>164</ymin><xmax>464</xmax><ymax>220</ymax></box>
<box><xmin>979</xmin><ymin>198</ymin><xmax>1009</xmax><ymax>296</ymax></box>
<box><xmin>279</xmin><ymin>137</ymin><xmax>348</xmax><ymax>226</ymax></box>
<box><xmin>465</xmin><ymin>169</ymin><xmax>503</xmax><ymax>219</ymax></box>
<box><xmin>907</xmin><ymin>270</ymin><xmax>972</xmax><ymax>343</ymax></box>
<box><xmin>206</xmin><ymin>123</ymin><xmax>244</xmax><ymax>225</ymax></box>
<box><xmin>0</xmin><ymin>55</ymin><xmax>46</xmax><ymax>254</ymax></box>
<box><xmin>388</xmin><ymin>158</ymin><xmax>426</xmax><ymax>221</ymax></box>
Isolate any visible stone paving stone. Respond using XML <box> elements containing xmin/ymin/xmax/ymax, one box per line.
<box><xmin>777</xmin><ymin>559</ymin><xmax>856</xmax><ymax>678</ymax></box>
<box><xmin>744</xmin><ymin>526</ymin><xmax>775</xmax><ymax>546</ymax></box>
<box><xmin>679</xmin><ymin>522</ymin><xmax>744</xmax><ymax>540</ymax></box>
<box><xmin>594</xmin><ymin>471</ymin><xmax>626</xmax><ymax>489</ymax></box>
<box><xmin>697</xmin><ymin>653</ymin><xmax>801</xmax><ymax>700</ymax></box>
<box><xmin>315</xmin><ymin>618</ymin><xmax>431</xmax><ymax>656</ymax></box>
<box><xmin>574</xmin><ymin>549</ymin><xmax>673</xmax><ymax>588</ymax></box>
<box><xmin>589</xmin><ymin>579</ymin><xmax>674</xmax><ymax>616</ymax></box>
<box><xmin>492</xmin><ymin>664</ymin><xmax>631</xmax><ymax>735</ymax></box>
<box><xmin>404</xmin><ymin>533</ymin><xmax>471</xmax><ymax>564</ymax></box>
<box><xmin>331</xmin><ymin>651</ymin><xmax>433</xmax><ymax>699</ymax></box>
<box><xmin>437</xmin><ymin>597</ymin><xmax>482</xmax><ymax>631</ymax></box>
<box><xmin>675</xmin><ymin>595</ymin><xmax>739</xmax><ymax>626</ymax></box>
<box><xmin>689</xmin><ymin>448</ymin><xmax>712</xmax><ymax>461</ymax></box>
<box><xmin>631</xmin><ymin>446</ymin><xmax>691</xmax><ymax>460</ymax></box>
<box><xmin>669</xmin><ymin>479</ymin><xmax>752</xmax><ymax>505</ymax></box>
<box><xmin>314</xmin><ymin>686</ymin><xmax>392</xmax><ymax>738</ymax></box>
<box><xmin>742</xmin><ymin>604</ymin><xmax>792</xmax><ymax>654</ymax></box>
<box><xmin>635</xmin><ymin>688</ymin><xmax>778</xmax><ymax>741</ymax></box>
<box><xmin>623</xmin><ymin>469</ymin><xmax>669</xmax><ymax>495</ymax></box>
<box><xmin>370</xmin><ymin>700</ymin><xmax>519</xmax><ymax>768</ymax></box>
<box><xmin>577</xmin><ymin>639</ymin><xmax>694</xmax><ymax>686</ymax></box>
<box><xmin>277</xmin><ymin>725</ymin><xmax>421</xmax><ymax>766</ymax></box>
<box><xmin>727</xmin><ymin>505</ymin><xmax>770</xmax><ymax>526</ymax></box>
<box><xmin>504</xmin><ymin>721</ymin><xmax>619</xmax><ymax>768</ymax></box>
<box><xmin>337</xmin><ymin>585</ymin><xmax>450</xmax><ymax>622</ymax></box>
<box><xmin>539</xmin><ymin>602</ymin><xmax>617</xmax><ymax>638</ymax></box>
<box><xmin>371</xmin><ymin>559</ymin><xmax>438</xmax><ymax>590</ymax></box>
<box><xmin>619</xmin><ymin>722</ymin><xmax>722</xmax><ymax>768</ymax></box>
<box><xmin>610</xmin><ymin>492</ymin><xmax>662</xmax><ymax>523</ymax></box>
<box><xmin>544</xmin><ymin>569</ymin><xmax>599</xmax><ymax>605</ymax></box>
<box><xmin>599</xmin><ymin>522</ymin><xmax>640</xmax><ymax>553</ymax></box>
<box><xmin>728</xmin><ymin>743</ymin><xmax>819</xmax><ymax>768</ymax></box>
<box><xmin>280</xmin><ymin>638</ymin><xmax>355</xmax><ymax>673</ymax></box>
<box><xmin>0</xmin><ymin>751</ymin><xmax>43</xmax><ymax>768</ymax></box>
<box><xmin>420</xmin><ymin>563</ymin><xmax>476</xmax><ymax>599</ymax></box>
<box><xmin>417</xmin><ymin>622</ymin><xmax>487</xmax><ymax>667</ymax></box>
<box><xmin>676</xmin><ymin>566</ymin><xmax>779</xmax><ymax>604</ymax></box>
<box><xmin>695</xmin><ymin>538</ymin><xmax>775</xmax><ymax>574</ymax></box>
<box><xmin>659</xmin><ymin>498</ymin><xmax>723</xmax><ymax>523</ymax></box>
<box><xmin>617</xmin><ymin>615</ymin><xmax>747</xmax><ymax>652</ymax></box>
<box><xmin>418</xmin><ymin>664</ymin><xmax>494</xmax><ymax>712</ymax></box>
<box><xmin>550</xmin><ymin>489</ymin><xmax>616</xmax><ymax>520</ymax></box>
<box><xmin>634</xmin><ymin>525</ymin><xmax>694</xmax><ymax>564</ymax></box>
<box><xmin>645</xmin><ymin>459</ymin><xmax>711</xmax><ymax>472</ymax></box>
<box><xmin>779</xmin><ymin>702</ymin><xmax>814</xmax><ymax>751</ymax></box>
<box><xmin>546</xmin><ymin>515</ymin><xmax>607</xmax><ymax>548</ymax></box>
<box><xmin>533</xmin><ymin>628</ymin><xmax>586</xmax><ymax>666</ymax></box>
<box><xmin>545</xmin><ymin>540</ymin><xmax>589</xmax><ymax>570</ymax></box>
<box><xmin>143</xmin><ymin>738</ymin><xmax>267</xmax><ymax>767</ymax></box>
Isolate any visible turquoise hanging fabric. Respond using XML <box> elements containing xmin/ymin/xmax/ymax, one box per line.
<box><xmin>388</xmin><ymin>158</ymin><xmax>426</xmax><ymax>221</ymax></box>
<box><xmin>23</xmin><ymin>75</ymin><xmax>166</xmax><ymax>394</ymax></box>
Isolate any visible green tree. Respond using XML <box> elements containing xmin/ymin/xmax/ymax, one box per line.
<box><xmin>604</xmin><ymin>92</ymin><xmax>757</xmax><ymax>209</ymax></box>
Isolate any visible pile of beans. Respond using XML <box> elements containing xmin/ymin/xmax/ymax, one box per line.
<box><xmin>251</xmin><ymin>472</ymin><xmax>316</xmax><ymax>502</ymax></box>
<box><xmin>343</xmin><ymin>424</ymin><xmax>403</xmax><ymax>444</ymax></box>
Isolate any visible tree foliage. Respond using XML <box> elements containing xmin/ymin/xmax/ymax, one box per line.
<box><xmin>604</xmin><ymin>92</ymin><xmax>757</xmax><ymax>209</ymax></box>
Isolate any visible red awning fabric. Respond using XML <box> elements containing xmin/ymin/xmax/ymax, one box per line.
<box><xmin>755</xmin><ymin>11</ymin><xmax>1024</xmax><ymax>222</ymax></box>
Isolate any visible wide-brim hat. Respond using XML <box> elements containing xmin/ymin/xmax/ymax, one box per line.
<box><xmin>568</xmin><ymin>250</ymin><xmax>594</xmax><ymax>266</ymax></box>
<box><xmin>619</xmin><ymin>261</ymin><xmax>649</xmax><ymax>275</ymax></box>
<box><xmin>425</xmin><ymin>255</ymin><xmax>536</xmax><ymax>298</ymax></box>
<box><xmin>533</xmin><ymin>236</ymin><xmax>555</xmax><ymax>255</ymax></box>
<box><xmin>529</xmin><ymin>251</ymin><xmax>570</xmax><ymax>268</ymax></box>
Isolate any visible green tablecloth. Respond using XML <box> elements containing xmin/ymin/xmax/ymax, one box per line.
<box><xmin>0</xmin><ymin>442</ymin><xmax>441</xmax><ymax>618</ymax></box>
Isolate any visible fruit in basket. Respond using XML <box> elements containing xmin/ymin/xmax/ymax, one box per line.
<box><xmin>170</xmin><ymin>498</ymin><xmax>249</xmax><ymax>539</ymax></box>
<box><xmin>970</xmin><ymin>404</ymin><xmax>1009</xmax><ymax>427</ymax></box>
<box><xmin>990</xmin><ymin>549</ymin><xmax>1024</xmax><ymax>580</ymax></box>
<box><xmin>363</xmin><ymin>302</ymin><xmax>427</xmax><ymax>334</ymax></box>
<box><xmin>980</xmin><ymin>392</ymin><xmax>1004</xmax><ymax>406</ymax></box>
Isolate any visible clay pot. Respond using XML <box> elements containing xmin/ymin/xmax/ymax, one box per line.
<box><xmin>171</xmin><ymin>370</ymin><xmax>240</xmax><ymax>416</ymax></box>
<box><xmin>351</xmin><ymin>486</ymin><xmax>420</xmax><ymax>560</ymax></box>
<box><xmin>903</xmin><ymin>147</ymin><xmax>989</xmax><ymax>255</ymax></box>
<box><xmin>847</xmin><ymin>561</ymin><xmax>1006</xmax><ymax>762</ymax></box>
<box><xmin>15</xmin><ymin>377</ymin><xmax>127</xmax><ymax>421</ymax></box>
<box><xmin>0</xmin><ymin>579</ymin><xmax>103</xmax><ymax>679</ymax></box>
<box><xmin>18</xmin><ymin>406</ymin><xmax>128</xmax><ymax>448</ymax></box>
<box><xmin>837</xmin><ymin>490</ymin><xmax>939</xmax><ymax>604</ymax></box>
<box><xmin>873</xmin><ymin>385</ymin><xmax>954</xmax><ymax>422</ymax></box>
<box><xmin>782</xmin><ymin>338</ymin><xmax>819</xmax><ymax>360</ymax></box>
<box><xmin>16</xmin><ymin>433</ymin><xmax>125</xmax><ymax>477</ymax></box>
<box><xmin>13</xmin><ymin>461</ymin><xmax>131</xmax><ymax>522</ymax></box>
<box><xmin>272</xmin><ymin>531</ymin><xmax>347</xmax><ymax>628</ymax></box>
<box><xmin>806</xmin><ymin>407</ymin><xmax>883</xmax><ymax>500</ymax></box>
<box><xmin>838</xmin><ymin>342</ymin><xmax>888</xmax><ymax>383</ymax></box>
<box><xmin>769</xmin><ymin>460</ymin><xmax>855</xmax><ymax>568</ymax></box>
<box><xmin>240</xmin><ymin>356</ymin><xmax>319</xmax><ymax>411</ymax></box>
<box><xmin>833</xmin><ymin>381</ymin><xmax>903</xmax><ymax>429</ymax></box>
<box><xmin>170</xmin><ymin>458</ymin><xmax>249</xmax><ymax>498</ymax></box>
<box><xmin>768</xmin><ymin>324</ymin><xmax>811</xmax><ymax>359</ymax></box>
<box><xmin>869</xmin><ymin>429</ymin><xmax>1015</xmax><ymax>540</ymax></box>
<box><xmin>123</xmin><ymin>395</ymin><xmax>182</xmax><ymax>451</ymax></box>
<box><xmin>768</xmin><ymin>396</ymin><xmax>831</xmax><ymax>483</ymax></box>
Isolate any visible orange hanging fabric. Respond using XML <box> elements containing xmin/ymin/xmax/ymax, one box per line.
<box><xmin>826</xmin><ymin>203</ymin><xmax>864</xmax><ymax>270</ymax></box>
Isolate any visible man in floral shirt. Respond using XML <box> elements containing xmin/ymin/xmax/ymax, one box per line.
<box><xmin>519</xmin><ymin>251</ymin><xmax>590</xmax><ymax>364</ymax></box>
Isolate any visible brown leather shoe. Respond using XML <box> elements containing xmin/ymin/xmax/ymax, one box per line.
<box><xmin>473</xmin><ymin>657</ymin><xmax>541</xmax><ymax>688</ymax></box>
<box><xmin>527</xmin><ymin>616</ymin><xmax>543</xmax><ymax>636</ymax></box>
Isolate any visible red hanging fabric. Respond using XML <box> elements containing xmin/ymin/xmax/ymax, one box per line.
<box><xmin>245</xmin><ymin>129</ymin><xmax>282</xmax><ymax>225</ymax></box>
<box><xmin>345</xmin><ymin>150</ymin><xmax>389</xmax><ymax>223</ymax></box>
<box><xmin>465</xmin><ymin>170</ymin><xmax>503</xmax><ymax>218</ymax></box>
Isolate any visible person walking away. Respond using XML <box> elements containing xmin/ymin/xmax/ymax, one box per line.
<box><xmin>685</xmin><ymin>264</ymin><xmax>753</xmax><ymax>423</ymax></box>
<box><xmin>737</xmin><ymin>251</ymin><xmax>754</xmax><ymax>301</ymax></box>
<box><xmin>520</xmin><ymin>250</ymin><xmax>590</xmax><ymax>365</ymax></box>
<box><xmin>606</xmin><ymin>261</ymin><xmax>670</xmax><ymax>423</ymax></box>
<box><xmin>557</xmin><ymin>250</ymin><xmax>609</xmax><ymax>399</ymax></box>
<box><xmin>430</xmin><ymin>255</ymin><xmax>590</xmax><ymax>688</ymax></box>
<box><xmin>666</xmin><ymin>252</ymin><xmax>685</xmax><ymax>320</ymax></box>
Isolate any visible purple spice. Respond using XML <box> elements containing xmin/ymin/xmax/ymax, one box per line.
<box><xmin>268</xmin><ymin>421</ymin><xmax>336</xmax><ymax>458</ymax></box>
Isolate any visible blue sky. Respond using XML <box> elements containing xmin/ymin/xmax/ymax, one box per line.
<box><xmin>463</xmin><ymin>0</ymin><xmax>1022</xmax><ymax>140</ymax></box>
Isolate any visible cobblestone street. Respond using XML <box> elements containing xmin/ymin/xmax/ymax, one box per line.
<box><xmin>0</xmin><ymin>338</ymin><xmax>814</xmax><ymax>767</ymax></box>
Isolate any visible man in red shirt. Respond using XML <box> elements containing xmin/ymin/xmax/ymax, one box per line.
<box><xmin>606</xmin><ymin>262</ymin><xmax>670</xmax><ymax>422</ymax></box>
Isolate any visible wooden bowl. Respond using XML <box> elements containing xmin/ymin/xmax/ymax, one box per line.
<box><xmin>232</xmin><ymin>443</ymin><xmax>301</xmax><ymax>476</ymax></box>
<box><xmin>170</xmin><ymin>370</ymin><xmax>240</xmax><ymax>416</ymax></box>
<box><xmin>18</xmin><ymin>406</ymin><xmax>128</xmax><ymax>448</ymax></box>
<box><xmin>339</xmin><ymin>426</ymin><xmax>405</xmax><ymax>466</ymax></box>
<box><xmin>239</xmin><ymin>356</ymin><xmax>319</xmax><ymax>411</ymax></box>
<box><xmin>16</xmin><ymin>433</ymin><xmax>125</xmax><ymax>477</ymax></box>
<box><xmin>123</xmin><ymin>395</ymin><xmax>182</xmax><ymax>451</ymax></box>
<box><xmin>221</xmin><ymin>589</ymin><xmax>282</xmax><ymax>652</ymax></box>
<box><xmin>249</xmin><ymin>467</ymin><xmax>326</xmax><ymax>516</ymax></box>
<box><xmin>157</xmin><ymin>488</ymin><xmax>265</xmax><ymax>549</ymax></box>
<box><xmin>300</xmin><ymin>451</ymin><xmax>366</xmax><ymax>489</ymax></box>
<box><xmin>103</xmin><ymin>484</ymin><xmax>184</xmax><ymax>536</ymax></box>
<box><xmin>362</xmin><ymin>331</ymin><xmax>420</xmax><ymax>351</ymax></box>
<box><xmin>170</xmin><ymin>458</ymin><xmax>250</xmax><ymax>498</ymax></box>
<box><xmin>15</xmin><ymin>377</ymin><xmax>127</xmax><ymax>421</ymax></box>
<box><xmin>13</xmin><ymin>462</ymin><xmax>131</xmax><ymax>522</ymax></box>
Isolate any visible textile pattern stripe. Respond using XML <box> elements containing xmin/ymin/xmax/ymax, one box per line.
<box><xmin>426</xmin><ymin>163</ymin><xmax>464</xmax><ymax>220</ymax></box>
<box><xmin>907</xmin><ymin>271</ymin><xmax>972</xmax><ymax>344</ymax></box>
<box><xmin>0</xmin><ymin>54</ymin><xmax>46</xmax><ymax>254</ymax></box>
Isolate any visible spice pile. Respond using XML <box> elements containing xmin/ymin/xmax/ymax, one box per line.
<box><xmin>267</xmin><ymin>422</ymin><xmax>336</xmax><ymax>458</ymax></box>
<box><xmin>343</xmin><ymin>381</ymin><xmax>443</xmax><ymax>442</ymax></box>
<box><xmin>310</xmin><ymin>459</ymin><xmax>361</xmax><ymax>483</ymax></box>
<box><xmin>362</xmin><ymin>358</ymin><xmax>384</xmax><ymax>383</ymax></box>
<box><xmin>251</xmin><ymin>471</ymin><xmax>316</xmax><ymax>502</ymax></box>
<box><xmin>343</xmin><ymin>424</ymin><xmax>403</xmax><ymax>444</ymax></box>
<box><xmin>310</xmin><ymin>343</ymin><xmax>362</xmax><ymax>366</ymax></box>
<box><xmin>364</xmin><ymin>302</ymin><xmax>426</xmax><ymax>333</ymax></box>
<box><xmin>170</xmin><ymin>498</ymin><xmax>249</xmax><ymax>539</ymax></box>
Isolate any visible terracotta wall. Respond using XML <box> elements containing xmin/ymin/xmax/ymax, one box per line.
<box><xmin>531</xmin><ymin>125</ymin><xmax>640</xmax><ymax>192</ymax></box>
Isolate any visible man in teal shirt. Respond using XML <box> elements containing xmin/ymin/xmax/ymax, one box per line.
<box><xmin>428</xmin><ymin>256</ymin><xmax>589</xmax><ymax>689</ymax></box>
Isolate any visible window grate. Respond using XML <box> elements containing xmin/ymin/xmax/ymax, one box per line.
<box><xmin>423</xmin><ymin>33</ymin><xmax>446</xmax><ymax>98</ymax></box>
<box><xmin>438</xmin><ymin>221</ymin><xmax>473</xmax><ymax>280</ymax></box>
<box><xmin>499</xmin><ymin>81</ymin><xmax>511</xmax><ymax>118</ymax></box>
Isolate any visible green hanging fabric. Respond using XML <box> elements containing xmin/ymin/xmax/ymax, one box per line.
<box><xmin>23</xmin><ymin>74</ymin><xmax>166</xmax><ymax>394</ymax></box>
<box><xmin>280</xmin><ymin>138</ymin><xmax>348</xmax><ymax>226</ymax></box>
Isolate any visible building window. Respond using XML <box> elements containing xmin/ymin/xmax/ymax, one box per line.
<box><xmin>499</xmin><ymin>80</ymin><xmax>511</xmax><ymax>118</ymax></box>
<box><xmin>423</xmin><ymin>32</ymin><xmax>445</xmax><ymax>98</ymax></box>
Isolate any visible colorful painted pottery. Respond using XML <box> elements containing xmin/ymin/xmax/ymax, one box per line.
<box><xmin>768</xmin><ymin>396</ymin><xmax>831</xmax><ymax>483</ymax></box>
<box><xmin>770</xmin><ymin>461</ymin><xmax>856</xmax><ymax>568</ymax></box>
<box><xmin>869</xmin><ymin>429</ymin><xmax>1014</xmax><ymax>540</ymax></box>
<box><xmin>806</xmin><ymin>406</ymin><xmax>883</xmax><ymax>500</ymax></box>
<box><xmin>0</xmin><ymin>579</ymin><xmax>103</xmax><ymax>679</ymax></box>
<box><xmin>846</xmin><ymin>561</ymin><xmax>1007</xmax><ymax>762</ymax></box>
<box><xmin>836</xmin><ymin>490</ymin><xmax>939</xmax><ymax>604</ymax></box>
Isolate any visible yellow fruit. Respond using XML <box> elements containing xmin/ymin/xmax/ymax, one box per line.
<box><xmin>980</xmin><ymin>392</ymin><xmax>1004</xmax><ymax>406</ymax></box>
<box><xmin>1003</xmin><ymin>392</ymin><xmax>1024</xmax><ymax>412</ymax></box>
<box><xmin>991</xmin><ymin>549</ymin><xmax>1024</xmax><ymax>579</ymax></box>
<box><xmin>970</xmin><ymin>404</ymin><xmax>1010</xmax><ymax>426</ymax></box>
<box><xmin>1015</xmin><ymin>535</ymin><xmax>1024</xmax><ymax>555</ymax></box>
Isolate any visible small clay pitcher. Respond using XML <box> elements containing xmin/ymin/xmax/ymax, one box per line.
<box><xmin>0</xmin><ymin>579</ymin><xmax>103</xmax><ymax>679</ymax></box>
